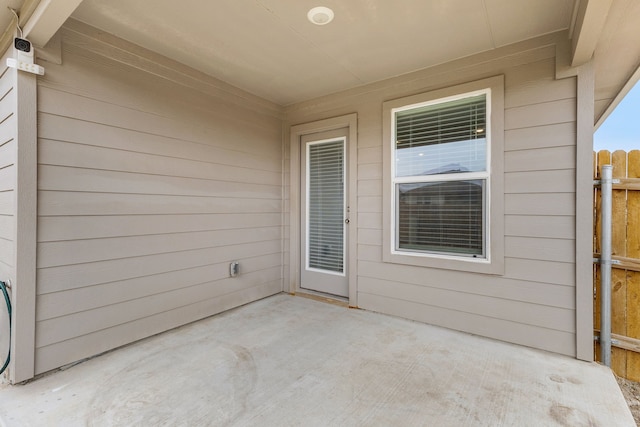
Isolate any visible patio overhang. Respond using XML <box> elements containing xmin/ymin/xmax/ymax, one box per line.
<box><xmin>0</xmin><ymin>0</ymin><xmax>639</xmax><ymax>387</ymax></box>
<box><xmin>22</xmin><ymin>0</ymin><xmax>83</xmax><ymax>48</ymax></box>
<box><xmin>0</xmin><ymin>0</ymin><xmax>638</xmax><ymax>122</ymax></box>
<box><xmin>570</xmin><ymin>0</ymin><xmax>613</xmax><ymax>67</ymax></box>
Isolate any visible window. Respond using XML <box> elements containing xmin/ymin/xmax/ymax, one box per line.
<box><xmin>382</xmin><ymin>76</ymin><xmax>504</xmax><ymax>274</ymax></box>
<box><xmin>394</xmin><ymin>92</ymin><xmax>488</xmax><ymax>258</ymax></box>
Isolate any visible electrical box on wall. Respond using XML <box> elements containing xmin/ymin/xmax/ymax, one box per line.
<box><xmin>229</xmin><ymin>262</ymin><xmax>239</xmax><ymax>278</ymax></box>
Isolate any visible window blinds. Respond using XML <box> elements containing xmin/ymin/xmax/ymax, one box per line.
<box><xmin>397</xmin><ymin>181</ymin><xmax>484</xmax><ymax>255</ymax></box>
<box><xmin>395</xmin><ymin>94</ymin><xmax>486</xmax><ymax>178</ymax></box>
<box><xmin>394</xmin><ymin>93</ymin><xmax>487</xmax><ymax>257</ymax></box>
<box><xmin>307</xmin><ymin>140</ymin><xmax>345</xmax><ymax>273</ymax></box>
<box><xmin>396</xmin><ymin>95</ymin><xmax>486</xmax><ymax>150</ymax></box>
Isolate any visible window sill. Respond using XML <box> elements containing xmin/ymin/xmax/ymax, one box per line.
<box><xmin>383</xmin><ymin>249</ymin><xmax>504</xmax><ymax>275</ymax></box>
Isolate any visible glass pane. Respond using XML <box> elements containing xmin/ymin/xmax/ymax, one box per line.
<box><xmin>397</xmin><ymin>180</ymin><xmax>484</xmax><ymax>256</ymax></box>
<box><xmin>308</xmin><ymin>140</ymin><xmax>344</xmax><ymax>273</ymax></box>
<box><xmin>395</xmin><ymin>94</ymin><xmax>486</xmax><ymax>177</ymax></box>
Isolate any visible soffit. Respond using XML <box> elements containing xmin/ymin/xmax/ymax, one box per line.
<box><xmin>71</xmin><ymin>0</ymin><xmax>575</xmax><ymax>106</ymax></box>
<box><xmin>0</xmin><ymin>0</ymin><xmax>25</xmax><ymax>35</ymax></box>
<box><xmin>593</xmin><ymin>0</ymin><xmax>640</xmax><ymax>125</ymax></box>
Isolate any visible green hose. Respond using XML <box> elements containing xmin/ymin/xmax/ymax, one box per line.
<box><xmin>0</xmin><ymin>280</ymin><xmax>10</xmax><ymax>375</ymax></box>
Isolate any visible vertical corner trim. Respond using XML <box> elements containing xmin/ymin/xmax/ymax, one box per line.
<box><xmin>575</xmin><ymin>60</ymin><xmax>595</xmax><ymax>362</ymax></box>
<box><xmin>11</xmin><ymin>69</ymin><xmax>37</xmax><ymax>383</ymax></box>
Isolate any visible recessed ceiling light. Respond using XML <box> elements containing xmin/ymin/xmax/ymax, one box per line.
<box><xmin>307</xmin><ymin>6</ymin><xmax>334</xmax><ymax>25</ymax></box>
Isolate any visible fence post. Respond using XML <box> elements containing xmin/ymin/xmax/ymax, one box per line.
<box><xmin>601</xmin><ymin>165</ymin><xmax>613</xmax><ymax>367</ymax></box>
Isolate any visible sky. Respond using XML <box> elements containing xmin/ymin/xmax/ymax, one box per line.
<box><xmin>594</xmin><ymin>81</ymin><xmax>640</xmax><ymax>152</ymax></box>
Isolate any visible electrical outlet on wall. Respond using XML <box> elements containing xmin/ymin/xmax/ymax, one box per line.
<box><xmin>229</xmin><ymin>262</ymin><xmax>239</xmax><ymax>277</ymax></box>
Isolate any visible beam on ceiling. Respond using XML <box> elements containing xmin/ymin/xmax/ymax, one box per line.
<box><xmin>571</xmin><ymin>0</ymin><xmax>613</xmax><ymax>67</ymax></box>
<box><xmin>23</xmin><ymin>0</ymin><xmax>83</xmax><ymax>47</ymax></box>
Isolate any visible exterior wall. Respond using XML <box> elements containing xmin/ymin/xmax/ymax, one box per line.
<box><xmin>0</xmin><ymin>50</ymin><xmax>17</xmax><ymax>382</ymax></box>
<box><xmin>285</xmin><ymin>33</ymin><xmax>580</xmax><ymax>357</ymax></box>
<box><xmin>0</xmin><ymin>50</ymin><xmax>16</xmax><ymax>297</ymax></box>
<box><xmin>33</xmin><ymin>21</ymin><xmax>284</xmax><ymax>375</ymax></box>
<box><xmin>0</xmin><ymin>45</ymin><xmax>37</xmax><ymax>383</ymax></box>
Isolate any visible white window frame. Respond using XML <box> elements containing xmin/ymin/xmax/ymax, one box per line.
<box><xmin>392</xmin><ymin>89</ymin><xmax>490</xmax><ymax>259</ymax></box>
<box><xmin>382</xmin><ymin>76</ymin><xmax>505</xmax><ymax>275</ymax></box>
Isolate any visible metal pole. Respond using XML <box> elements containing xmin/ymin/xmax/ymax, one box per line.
<box><xmin>600</xmin><ymin>165</ymin><xmax>613</xmax><ymax>367</ymax></box>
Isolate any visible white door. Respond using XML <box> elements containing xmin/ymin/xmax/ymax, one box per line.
<box><xmin>300</xmin><ymin>128</ymin><xmax>349</xmax><ymax>297</ymax></box>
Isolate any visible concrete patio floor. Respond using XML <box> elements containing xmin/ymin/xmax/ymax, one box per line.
<box><xmin>0</xmin><ymin>294</ymin><xmax>634</xmax><ymax>426</ymax></box>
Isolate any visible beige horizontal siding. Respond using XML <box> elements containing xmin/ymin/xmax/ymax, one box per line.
<box><xmin>37</xmin><ymin>227</ymin><xmax>280</xmax><ymax>268</ymax></box>
<box><xmin>505</xmin><ymin>193</ymin><xmax>575</xmax><ymax>216</ymax></box>
<box><xmin>0</xmin><ymin>139</ymin><xmax>15</xmax><ymax>168</ymax></box>
<box><xmin>358</xmin><ymin>163</ymin><xmax>382</xmax><ymax>180</ymax></box>
<box><xmin>504</xmin><ymin>169</ymin><xmax>575</xmax><ymax>193</ymax></box>
<box><xmin>504</xmin><ymin>98</ymin><xmax>576</xmax><ymax>130</ymax></box>
<box><xmin>38</xmin><ymin>165</ymin><xmax>281</xmax><ymax>199</ymax></box>
<box><xmin>358</xmin><ymin>278</ymin><xmax>574</xmax><ymax>331</ymax></box>
<box><xmin>36</xmin><ymin>266</ymin><xmax>282</xmax><ymax>347</ymax></box>
<box><xmin>505</xmin><ymin>237</ymin><xmax>575</xmax><ymax>263</ymax></box>
<box><xmin>285</xmin><ymin>35</ymin><xmax>579</xmax><ymax>356</ymax></box>
<box><xmin>38</xmin><ymin>113</ymin><xmax>281</xmax><ymax>173</ymax></box>
<box><xmin>0</xmin><ymin>237</ymin><xmax>12</xmax><ymax>268</ymax></box>
<box><xmin>358</xmin><ymin>228</ymin><xmax>382</xmax><ymax>246</ymax></box>
<box><xmin>39</xmin><ymin>138</ymin><xmax>282</xmax><ymax>184</ymax></box>
<box><xmin>504</xmin><ymin>258</ymin><xmax>575</xmax><ymax>287</ymax></box>
<box><xmin>358</xmin><ymin>260</ymin><xmax>575</xmax><ymax>307</ymax></box>
<box><xmin>504</xmin><ymin>122</ymin><xmax>576</xmax><ymax>151</ymax></box>
<box><xmin>0</xmin><ymin>165</ymin><xmax>16</xmax><ymax>192</ymax></box>
<box><xmin>504</xmin><ymin>146</ymin><xmax>576</xmax><ymax>172</ymax></box>
<box><xmin>357</xmin><ymin>244</ymin><xmax>382</xmax><ymax>263</ymax></box>
<box><xmin>38</xmin><ymin>240</ymin><xmax>279</xmax><ymax>295</ymax></box>
<box><xmin>36</xmin><ymin>253</ymin><xmax>282</xmax><ymax>321</ymax></box>
<box><xmin>503</xmin><ymin>57</ymin><xmax>575</xmax><ymax>108</ymax></box>
<box><xmin>358</xmin><ymin>292</ymin><xmax>575</xmax><ymax>356</ymax></box>
<box><xmin>357</xmin><ymin>180</ymin><xmax>380</xmax><ymax>197</ymax></box>
<box><xmin>38</xmin><ymin>213</ymin><xmax>282</xmax><ymax>241</ymax></box>
<box><xmin>358</xmin><ymin>212</ymin><xmax>382</xmax><ymax>230</ymax></box>
<box><xmin>0</xmin><ymin>215</ymin><xmax>13</xmax><ymax>241</ymax></box>
<box><xmin>33</xmin><ymin>24</ymin><xmax>284</xmax><ymax>374</ymax></box>
<box><xmin>0</xmin><ymin>81</ymin><xmax>14</xmax><ymax>126</ymax></box>
<box><xmin>505</xmin><ymin>215</ymin><xmax>575</xmax><ymax>239</ymax></box>
<box><xmin>0</xmin><ymin>61</ymin><xmax>14</xmax><ymax>97</ymax></box>
<box><xmin>35</xmin><ymin>280</ymin><xmax>281</xmax><ymax>374</ymax></box>
<box><xmin>0</xmin><ymin>59</ymin><xmax>15</xmax><ymax>283</ymax></box>
<box><xmin>358</xmin><ymin>146</ymin><xmax>382</xmax><ymax>165</ymax></box>
<box><xmin>0</xmin><ymin>190</ymin><xmax>14</xmax><ymax>216</ymax></box>
<box><xmin>358</xmin><ymin>196</ymin><xmax>382</xmax><ymax>213</ymax></box>
<box><xmin>39</xmin><ymin>191</ymin><xmax>281</xmax><ymax>216</ymax></box>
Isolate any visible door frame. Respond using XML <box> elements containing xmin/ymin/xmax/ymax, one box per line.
<box><xmin>289</xmin><ymin>113</ymin><xmax>358</xmax><ymax>307</ymax></box>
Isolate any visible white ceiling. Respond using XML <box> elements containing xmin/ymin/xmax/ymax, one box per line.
<box><xmin>71</xmin><ymin>0</ymin><xmax>575</xmax><ymax>106</ymax></box>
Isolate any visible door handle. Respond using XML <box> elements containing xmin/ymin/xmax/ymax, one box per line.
<box><xmin>345</xmin><ymin>218</ymin><xmax>350</xmax><ymax>224</ymax></box>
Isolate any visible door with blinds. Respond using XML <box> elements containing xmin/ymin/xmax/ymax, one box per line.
<box><xmin>300</xmin><ymin>129</ymin><xmax>349</xmax><ymax>297</ymax></box>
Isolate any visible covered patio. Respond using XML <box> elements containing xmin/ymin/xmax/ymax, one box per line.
<box><xmin>0</xmin><ymin>295</ymin><xmax>632</xmax><ymax>426</ymax></box>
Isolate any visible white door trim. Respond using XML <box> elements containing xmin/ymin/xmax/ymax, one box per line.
<box><xmin>289</xmin><ymin>113</ymin><xmax>358</xmax><ymax>307</ymax></box>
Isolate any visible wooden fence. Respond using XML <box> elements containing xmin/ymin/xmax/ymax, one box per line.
<box><xmin>594</xmin><ymin>149</ymin><xmax>640</xmax><ymax>380</ymax></box>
